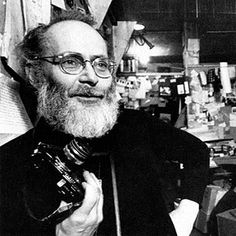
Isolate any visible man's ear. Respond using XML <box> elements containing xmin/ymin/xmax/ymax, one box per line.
<box><xmin>25</xmin><ymin>65</ymin><xmax>34</xmax><ymax>86</ymax></box>
<box><xmin>25</xmin><ymin>63</ymin><xmax>31</xmax><ymax>78</ymax></box>
<box><xmin>25</xmin><ymin>63</ymin><xmax>40</xmax><ymax>89</ymax></box>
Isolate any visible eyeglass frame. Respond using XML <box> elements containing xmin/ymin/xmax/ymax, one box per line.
<box><xmin>32</xmin><ymin>52</ymin><xmax>116</xmax><ymax>78</ymax></box>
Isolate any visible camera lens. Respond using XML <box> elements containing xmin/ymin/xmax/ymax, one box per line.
<box><xmin>64</xmin><ymin>139</ymin><xmax>92</xmax><ymax>165</ymax></box>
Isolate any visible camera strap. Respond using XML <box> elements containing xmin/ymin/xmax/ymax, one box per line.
<box><xmin>110</xmin><ymin>154</ymin><xmax>122</xmax><ymax>236</ymax></box>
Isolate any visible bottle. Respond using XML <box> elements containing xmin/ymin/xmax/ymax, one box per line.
<box><xmin>119</xmin><ymin>59</ymin><xmax>124</xmax><ymax>72</ymax></box>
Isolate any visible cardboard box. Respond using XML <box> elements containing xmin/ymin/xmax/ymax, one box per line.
<box><xmin>194</xmin><ymin>209</ymin><xmax>211</xmax><ymax>234</ymax></box>
<box><xmin>217</xmin><ymin>208</ymin><xmax>236</xmax><ymax>236</ymax></box>
<box><xmin>194</xmin><ymin>185</ymin><xmax>228</xmax><ymax>234</ymax></box>
<box><xmin>201</xmin><ymin>185</ymin><xmax>227</xmax><ymax>214</ymax></box>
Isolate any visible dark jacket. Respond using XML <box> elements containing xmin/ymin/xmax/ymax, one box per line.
<box><xmin>0</xmin><ymin>109</ymin><xmax>209</xmax><ymax>235</ymax></box>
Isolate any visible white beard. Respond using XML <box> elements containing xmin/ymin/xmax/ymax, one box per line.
<box><xmin>37</xmin><ymin>81</ymin><xmax>119</xmax><ymax>139</ymax></box>
<box><xmin>63</xmin><ymin>94</ymin><xmax>119</xmax><ymax>138</ymax></box>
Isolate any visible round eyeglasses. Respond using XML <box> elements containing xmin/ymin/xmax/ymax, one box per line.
<box><xmin>33</xmin><ymin>52</ymin><xmax>116</xmax><ymax>78</ymax></box>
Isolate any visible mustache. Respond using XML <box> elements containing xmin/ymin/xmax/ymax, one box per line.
<box><xmin>68</xmin><ymin>86</ymin><xmax>106</xmax><ymax>98</ymax></box>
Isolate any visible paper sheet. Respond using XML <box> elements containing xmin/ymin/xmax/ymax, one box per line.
<box><xmin>23</xmin><ymin>0</ymin><xmax>51</xmax><ymax>30</ymax></box>
<box><xmin>0</xmin><ymin>74</ymin><xmax>33</xmax><ymax>146</ymax></box>
<box><xmin>1</xmin><ymin>0</ymin><xmax>50</xmax><ymax>70</ymax></box>
<box><xmin>51</xmin><ymin>0</ymin><xmax>66</xmax><ymax>10</ymax></box>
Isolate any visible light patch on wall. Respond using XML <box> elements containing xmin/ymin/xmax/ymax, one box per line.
<box><xmin>126</xmin><ymin>39</ymin><xmax>152</xmax><ymax>65</ymax></box>
<box><xmin>149</xmin><ymin>45</ymin><xmax>170</xmax><ymax>56</ymax></box>
<box><xmin>135</xmin><ymin>44</ymin><xmax>151</xmax><ymax>65</ymax></box>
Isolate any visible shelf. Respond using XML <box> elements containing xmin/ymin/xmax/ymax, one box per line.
<box><xmin>213</xmin><ymin>156</ymin><xmax>236</xmax><ymax>165</ymax></box>
<box><xmin>117</xmin><ymin>72</ymin><xmax>184</xmax><ymax>77</ymax></box>
<box><xmin>186</xmin><ymin>64</ymin><xmax>236</xmax><ymax>69</ymax></box>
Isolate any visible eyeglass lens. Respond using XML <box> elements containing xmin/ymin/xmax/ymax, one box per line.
<box><xmin>60</xmin><ymin>55</ymin><xmax>114</xmax><ymax>77</ymax></box>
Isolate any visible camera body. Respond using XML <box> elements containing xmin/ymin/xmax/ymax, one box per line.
<box><xmin>30</xmin><ymin>139</ymin><xmax>92</xmax><ymax>222</ymax></box>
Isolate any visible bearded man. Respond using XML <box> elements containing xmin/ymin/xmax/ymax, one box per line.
<box><xmin>0</xmin><ymin>10</ymin><xmax>209</xmax><ymax>236</ymax></box>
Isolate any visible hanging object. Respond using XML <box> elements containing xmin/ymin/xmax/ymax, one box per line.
<box><xmin>134</xmin><ymin>23</ymin><xmax>145</xmax><ymax>31</ymax></box>
<box><xmin>65</xmin><ymin>0</ymin><xmax>90</xmax><ymax>13</ymax></box>
<box><xmin>132</xmin><ymin>32</ymin><xmax>154</xmax><ymax>50</ymax></box>
<box><xmin>220</xmin><ymin>62</ymin><xmax>232</xmax><ymax>95</ymax></box>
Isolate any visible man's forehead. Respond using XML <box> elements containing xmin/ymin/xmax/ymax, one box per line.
<box><xmin>48</xmin><ymin>20</ymin><xmax>94</xmax><ymax>34</ymax></box>
<box><xmin>46</xmin><ymin>20</ymin><xmax>107</xmax><ymax>55</ymax></box>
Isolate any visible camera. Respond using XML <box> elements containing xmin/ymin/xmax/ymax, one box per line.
<box><xmin>29</xmin><ymin>139</ymin><xmax>92</xmax><ymax>223</ymax></box>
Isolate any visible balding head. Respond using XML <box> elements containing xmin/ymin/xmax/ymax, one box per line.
<box><xmin>16</xmin><ymin>10</ymin><xmax>102</xmax><ymax>82</ymax></box>
<box><xmin>46</xmin><ymin>20</ymin><xmax>108</xmax><ymax>58</ymax></box>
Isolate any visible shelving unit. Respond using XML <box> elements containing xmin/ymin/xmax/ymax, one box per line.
<box><xmin>117</xmin><ymin>72</ymin><xmax>184</xmax><ymax>77</ymax></box>
<box><xmin>116</xmin><ymin>70</ymin><xmax>188</xmax><ymax>125</ymax></box>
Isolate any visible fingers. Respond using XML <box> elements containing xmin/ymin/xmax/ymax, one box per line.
<box><xmin>86</xmin><ymin>172</ymin><xmax>101</xmax><ymax>186</ymax></box>
<box><xmin>56</xmin><ymin>171</ymin><xmax>103</xmax><ymax>235</ymax></box>
<box><xmin>79</xmin><ymin>171</ymin><xmax>102</xmax><ymax>213</ymax></box>
<box><xmin>70</xmin><ymin>171</ymin><xmax>103</xmax><ymax>221</ymax></box>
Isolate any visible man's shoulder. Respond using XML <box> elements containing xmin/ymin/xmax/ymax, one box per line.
<box><xmin>113</xmin><ymin>109</ymin><xmax>172</xmax><ymax>143</ymax></box>
<box><xmin>117</xmin><ymin>109</ymin><xmax>174</xmax><ymax>132</ymax></box>
<box><xmin>117</xmin><ymin>109</ymin><xmax>151</xmax><ymax>125</ymax></box>
<box><xmin>0</xmin><ymin>129</ymin><xmax>34</xmax><ymax>158</ymax></box>
<box><xmin>116</xmin><ymin>109</ymin><xmax>208</xmax><ymax>149</ymax></box>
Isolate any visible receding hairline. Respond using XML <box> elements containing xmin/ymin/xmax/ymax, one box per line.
<box><xmin>45</xmin><ymin>20</ymin><xmax>108</xmax><ymax>53</ymax></box>
<box><xmin>47</xmin><ymin>19</ymin><xmax>97</xmax><ymax>34</ymax></box>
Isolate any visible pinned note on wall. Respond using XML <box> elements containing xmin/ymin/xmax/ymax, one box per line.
<box><xmin>0</xmin><ymin>74</ymin><xmax>33</xmax><ymax>146</ymax></box>
<box><xmin>1</xmin><ymin>0</ymin><xmax>51</xmax><ymax>71</ymax></box>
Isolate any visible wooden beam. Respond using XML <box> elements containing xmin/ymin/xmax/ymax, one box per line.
<box><xmin>112</xmin><ymin>21</ymin><xmax>136</xmax><ymax>67</ymax></box>
<box><xmin>87</xmin><ymin>0</ymin><xmax>112</xmax><ymax>29</ymax></box>
<box><xmin>0</xmin><ymin>0</ymin><xmax>6</xmax><ymax>74</ymax></box>
<box><xmin>183</xmin><ymin>21</ymin><xmax>200</xmax><ymax>69</ymax></box>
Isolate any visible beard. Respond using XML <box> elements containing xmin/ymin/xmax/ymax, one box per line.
<box><xmin>37</xmin><ymin>79</ymin><xmax>119</xmax><ymax>139</ymax></box>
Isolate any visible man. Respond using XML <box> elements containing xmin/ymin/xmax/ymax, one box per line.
<box><xmin>0</xmin><ymin>10</ymin><xmax>209</xmax><ymax>236</ymax></box>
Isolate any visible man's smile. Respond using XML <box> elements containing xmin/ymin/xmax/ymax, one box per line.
<box><xmin>68</xmin><ymin>87</ymin><xmax>105</xmax><ymax>103</ymax></box>
<box><xmin>71</xmin><ymin>93</ymin><xmax>104</xmax><ymax>103</ymax></box>
<box><xmin>74</xmin><ymin>93</ymin><xmax>103</xmax><ymax>98</ymax></box>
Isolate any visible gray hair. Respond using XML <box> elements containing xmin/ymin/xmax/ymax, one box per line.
<box><xmin>16</xmin><ymin>10</ymin><xmax>97</xmax><ymax>82</ymax></box>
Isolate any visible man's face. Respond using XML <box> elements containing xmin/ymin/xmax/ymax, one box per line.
<box><xmin>36</xmin><ymin>21</ymin><xmax>119</xmax><ymax>138</ymax></box>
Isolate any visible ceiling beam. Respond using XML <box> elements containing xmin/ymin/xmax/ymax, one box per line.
<box><xmin>87</xmin><ymin>0</ymin><xmax>112</xmax><ymax>29</ymax></box>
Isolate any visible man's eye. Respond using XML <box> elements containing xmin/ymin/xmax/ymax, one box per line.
<box><xmin>67</xmin><ymin>60</ymin><xmax>76</xmax><ymax>64</ymax></box>
<box><xmin>96</xmin><ymin>61</ymin><xmax>108</xmax><ymax>69</ymax></box>
<box><xmin>62</xmin><ymin>58</ymin><xmax>81</xmax><ymax>68</ymax></box>
<box><xmin>64</xmin><ymin>59</ymin><xmax>77</xmax><ymax>66</ymax></box>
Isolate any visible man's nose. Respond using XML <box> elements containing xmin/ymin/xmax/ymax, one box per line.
<box><xmin>78</xmin><ymin>61</ymin><xmax>98</xmax><ymax>86</ymax></box>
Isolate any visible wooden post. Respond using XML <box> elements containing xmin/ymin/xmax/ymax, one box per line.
<box><xmin>183</xmin><ymin>21</ymin><xmax>200</xmax><ymax>74</ymax></box>
<box><xmin>112</xmin><ymin>21</ymin><xmax>136</xmax><ymax>68</ymax></box>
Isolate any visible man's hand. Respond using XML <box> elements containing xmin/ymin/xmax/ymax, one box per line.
<box><xmin>169</xmin><ymin>199</ymin><xmax>199</xmax><ymax>236</ymax></box>
<box><xmin>56</xmin><ymin>171</ymin><xmax>103</xmax><ymax>236</ymax></box>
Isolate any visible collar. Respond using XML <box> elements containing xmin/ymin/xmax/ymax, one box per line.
<box><xmin>33</xmin><ymin>118</ymin><xmax>73</xmax><ymax>148</ymax></box>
